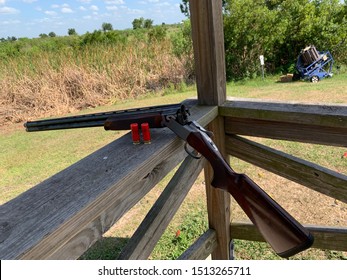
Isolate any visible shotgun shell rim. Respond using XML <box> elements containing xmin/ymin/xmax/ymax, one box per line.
<box><xmin>130</xmin><ymin>123</ymin><xmax>140</xmax><ymax>145</ymax></box>
<box><xmin>141</xmin><ymin>122</ymin><xmax>151</xmax><ymax>144</ymax></box>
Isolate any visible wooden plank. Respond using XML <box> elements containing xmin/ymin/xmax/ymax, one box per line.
<box><xmin>204</xmin><ymin>117</ymin><xmax>231</xmax><ymax>260</ymax></box>
<box><xmin>118</xmin><ymin>156</ymin><xmax>206</xmax><ymax>260</ymax></box>
<box><xmin>0</xmin><ymin>102</ymin><xmax>218</xmax><ymax>260</ymax></box>
<box><xmin>225</xmin><ymin>117</ymin><xmax>347</xmax><ymax>147</ymax></box>
<box><xmin>190</xmin><ymin>0</ymin><xmax>230</xmax><ymax>260</ymax></box>
<box><xmin>222</xmin><ymin>99</ymin><xmax>347</xmax><ymax>147</ymax></box>
<box><xmin>189</xmin><ymin>0</ymin><xmax>226</xmax><ymax>105</ymax></box>
<box><xmin>231</xmin><ymin>221</ymin><xmax>347</xmax><ymax>252</ymax></box>
<box><xmin>220</xmin><ymin>98</ymin><xmax>347</xmax><ymax>129</ymax></box>
<box><xmin>178</xmin><ymin>229</ymin><xmax>218</xmax><ymax>260</ymax></box>
<box><xmin>225</xmin><ymin>135</ymin><xmax>347</xmax><ymax>203</ymax></box>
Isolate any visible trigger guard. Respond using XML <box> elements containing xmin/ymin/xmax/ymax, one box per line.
<box><xmin>184</xmin><ymin>142</ymin><xmax>202</xmax><ymax>160</ymax></box>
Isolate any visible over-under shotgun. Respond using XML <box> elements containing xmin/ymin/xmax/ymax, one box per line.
<box><xmin>24</xmin><ymin>103</ymin><xmax>314</xmax><ymax>258</ymax></box>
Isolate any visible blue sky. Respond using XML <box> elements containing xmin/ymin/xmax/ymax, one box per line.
<box><xmin>0</xmin><ymin>0</ymin><xmax>186</xmax><ymax>38</ymax></box>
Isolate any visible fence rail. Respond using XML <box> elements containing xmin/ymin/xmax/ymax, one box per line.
<box><xmin>1</xmin><ymin>99</ymin><xmax>346</xmax><ymax>259</ymax></box>
<box><xmin>0</xmin><ymin>103</ymin><xmax>217</xmax><ymax>260</ymax></box>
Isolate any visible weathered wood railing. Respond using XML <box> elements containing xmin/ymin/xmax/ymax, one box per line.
<box><xmin>0</xmin><ymin>98</ymin><xmax>346</xmax><ymax>259</ymax></box>
<box><xmin>222</xmin><ymin>99</ymin><xmax>347</xmax><ymax>253</ymax></box>
<box><xmin>0</xmin><ymin>103</ymin><xmax>217</xmax><ymax>259</ymax></box>
<box><xmin>0</xmin><ymin>0</ymin><xmax>346</xmax><ymax>260</ymax></box>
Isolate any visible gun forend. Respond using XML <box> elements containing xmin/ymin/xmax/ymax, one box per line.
<box><xmin>166</xmin><ymin>119</ymin><xmax>313</xmax><ymax>258</ymax></box>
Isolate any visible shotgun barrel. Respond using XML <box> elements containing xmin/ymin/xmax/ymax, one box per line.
<box><xmin>24</xmin><ymin>103</ymin><xmax>182</xmax><ymax>132</ymax></box>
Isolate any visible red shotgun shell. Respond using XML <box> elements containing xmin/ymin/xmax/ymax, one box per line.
<box><xmin>141</xmin><ymin>123</ymin><xmax>151</xmax><ymax>144</ymax></box>
<box><xmin>130</xmin><ymin>123</ymin><xmax>140</xmax><ymax>145</ymax></box>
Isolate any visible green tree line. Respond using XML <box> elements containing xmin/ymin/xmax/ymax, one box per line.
<box><xmin>182</xmin><ymin>0</ymin><xmax>347</xmax><ymax>80</ymax></box>
<box><xmin>0</xmin><ymin>20</ymin><xmax>170</xmax><ymax>58</ymax></box>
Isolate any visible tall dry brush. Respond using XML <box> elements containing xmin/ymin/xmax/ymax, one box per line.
<box><xmin>0</xmin><ymin>38</ymin><xmax>188</xmax><ymax>125</ymax></box>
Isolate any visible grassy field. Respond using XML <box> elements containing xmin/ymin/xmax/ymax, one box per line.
<box><xmin>1</xmin><ymin>74</ymin><xmax>347</xmax><ymax>260</ymax></box>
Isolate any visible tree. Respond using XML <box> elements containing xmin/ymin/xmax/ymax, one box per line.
<box><xmin>224</xmin><ymin>0</ymin><xmax>284</xmax><ymax>79</ymax></box>
<box><xmin>48</xmin><ymin>32</ymin><xmax>56</xmax><ymax>37</ymax></box>
<box><xmin>223</xmin><ymin>0</ymin><xmax>347</xmax><ymax>79</ymax></box>
<box><xmin>68</xmin><ymin>28</ymin><xmax>77</xmax><ymax>36</ymax></box>
<box><xmin>6</xmin><ymin>36</ymin><xmax>17</xmax><ymax>41</ymax></box>
<box><xmin>102</xmin><ymin>22</ymin><xmax>113</xmax><ymax>32</ymax></box>
<box><xmin>132</xmin><ymin>17</ymin><xmax>144</xmax><ymax>29</ymax></box>
<box><xmin>180</xmin><ymin>0</ymin><xmax>227</xmax><ymax>17</ymax></box>
<box><xmin>144</xmin><ymin>19</ymin><xmax>153</xmax><ymax>29</ymax></box>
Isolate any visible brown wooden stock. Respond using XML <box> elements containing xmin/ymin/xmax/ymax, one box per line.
<box><xmin>187</xmin><ymin>131</ymin><xmax>314</xmax><ymax>258</ymax></box>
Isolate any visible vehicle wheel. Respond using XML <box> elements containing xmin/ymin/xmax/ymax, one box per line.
<box><xmin>310</xmin><ymin>76</ymin><xmax>319</xmax><ymax>83</ymax></box>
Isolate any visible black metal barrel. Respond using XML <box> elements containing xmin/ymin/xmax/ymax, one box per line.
<box><xmin>24</xmin><ymin>103</ymin><xmax>182</xmax><ymax>132</ymax></box>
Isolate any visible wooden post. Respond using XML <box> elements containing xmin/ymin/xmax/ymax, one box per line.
<box><xmin>189</xmin><ymin>0</ymin><xmax>226</xmax><ymax>105</ymax></box>
<box><xmin>189</xmin><ymin>0</ymin><xmax>231</xmax><ymax>259</ymax></box>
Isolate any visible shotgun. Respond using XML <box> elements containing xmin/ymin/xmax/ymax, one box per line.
<box><xmin>24</xmin><ymin>103</ymin><xmax>314</xmax><ymax>258</ymax></box>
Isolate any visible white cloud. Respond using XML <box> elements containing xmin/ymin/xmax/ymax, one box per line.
<box><xmin>61</xmin><ymin>7</ymin><xmax>73</xmax><ymax>13</ymax></box>
<box><xmin>123</xmin><ymin>7</ymin><xmax>144</xmax><ymax>15</ymax></box>
<box><xmin>44</xmin><ymin>10</ymin><xmax>57</xmax><ymax>16</ymax></box>
<box><xmin>104</xmin><ymin>0</ymin><xmax>124</xmax><ymax>4</ymax></box>
<box><xmin>78</xmin><ymin>0</ymin><xmax>92</xmax><ymax>3</ymax></box>
<box><xmin>106</xmin><ymin>6</ymin><xmax>118</xmax><ymax>11</ymax></box>
<box><xmin>50</xmin><ymin>3</ymin><xmax>74</xmax><ymax>13</ymax></box>
<box><xmin>1</xmin><ymin>19</ymin><xmax>21</xmax><ymax>25</ymax></box>
<box><xmin>90</xmin><ymin>5</ymin><xmax>99</xmax><ymax>11</ymax></box>
<box><xmin>0</xmin><ymin>6</ymin><xmax>20</xmax><ymax>14</ymax></box>
<box><xmin>22</xmin><ymin>0</ymin><xmax>38</xmax><ymax>3</ymax></box>
<box><xmin>0</xmin><ymin>0</ymin><xmax>6</xmax><ymax>5</ymax></box>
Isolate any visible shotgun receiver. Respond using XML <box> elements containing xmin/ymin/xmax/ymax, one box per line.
<box><xmin>24</xmin><ymin>103</ymin><xmax>313</xmax><ymax>258</ymax></box>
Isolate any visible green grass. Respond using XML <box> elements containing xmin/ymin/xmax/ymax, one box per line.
<box><xmin>1</xmin><ymin>74</ymin><xmax>347</xmax><ymax>259</ymax></box>
<box><xmin>227</xmin><ymin>74</ymin><xmax>347</xmax><ymax>103</ymax></box>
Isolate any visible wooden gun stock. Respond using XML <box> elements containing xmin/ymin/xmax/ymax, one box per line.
<box><xmin>186</xmin><ymin>130</ymin><xmax>314</xmax><ymax>258</ymax></box>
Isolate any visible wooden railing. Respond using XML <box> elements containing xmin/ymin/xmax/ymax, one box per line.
<box><xmin>0</xmin><ymin>0</ymin><xmax>346</xmax><ymax>259</ymax></box>
<box><xmin>0</xmin><ymin>99</ymin><xmax>346</xmax><ymax>259</ymax></box>
<box><xmin>221</xmin><ymin>99</ymin><xmax>347</xmax><ymax>253</ymax></box>
<box><xmin>0</xmin><ymin>103</ymin><xmax>217</xmax><ymax>259</ymax></box>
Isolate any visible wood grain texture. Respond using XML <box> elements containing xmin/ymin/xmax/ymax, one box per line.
<box><xmin>0</xmin><ymin>102</ymin><xmax>218</xmax><ymax>259</ymax></box>
<box><xmin>221</xmin><ymin>99</ymin><xmax>347</xmax><ymax>147</ymax></box>
<box><xmin>178</xmin><ymin>229</ymin><xmax>217</xmax><ymax>260</ymax></box>
<box><xmin>225</xmin><ymin>117</ymin><xmax>347</xmax><ymax>147</ymax></box>
<box><xmin>221</xmin><ymin>98</ymin><xmax>347</xmax><ymax>128</ymax></box>
<box><xmin>189</xmin><ymin>0</ymin><xmax>230</xmax><ymax>260</ymax></box>
<box><xmin>189</xmin><ymin>0</ymin><xmax>226</xmax><ymax>105</ymax></box>
<box><xmin>225</xmin><ymin>135</ymin><xmax>347</xmax><ymax>203</ymax></box>
<box><xmin>118</xmin><ymin>156</ymin><xmax>206</xmax><ymax>260</ymax></box>
<box><xmin>204</xmin><ymin>117</ymin><xmax>231</xmax><ymax>260</ymax></box>
<box><xmin>231</xmin><ymin>221</ymin><xmax>347</xmax><ymax>251</ymax></box>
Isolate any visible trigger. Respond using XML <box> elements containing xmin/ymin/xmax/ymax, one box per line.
<box><xmin>184</xmin><ymin>142</ymin><xmax>202</xmax><ymax>160</ymax></box>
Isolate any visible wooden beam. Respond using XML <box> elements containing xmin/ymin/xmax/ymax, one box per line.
<box><xmin>231</xmin><ymin>221</ymin><xmax>347</xmax><ymax>252</ymax></box>
<box><xmin>204</xmin><ymin>117</ymin><xmax>231</xmax><ymax>260</ymax></box>
<box><xmin>189</xmin><ymin>0</ymin><xmax>230</xmax><ymax>260</ymax></box>
<box><xmin>225</xmin><ymin>135</ymin><xmax>347</xmax><ymax>203</ymax></box>
<box><xmin>0</xmin><ymin>102</ymin><xmax>218</xmax><ymax>259</ymax></box>
<box><xmin>220</xmin><ymin>98</ymin><xmax>347</xmax><ymax>129</ymax></box>
<box><xmin>189</xmin><ymin>0</ymin><xmax>226</xmax><ymax>105</ymax></box>
<box><xmin>178</xmin><ymin>229</ymin><xmax>218</xmax><ymax>260</ymax></box>
<box><xmin>221</xmin><ymin>99</ymin><xmax>347</xmax><ymax>147</ymax></box>
<box><xmin>118</xmin><ymin>156</ymin><xmax>205</xmax><ymax>260</ymax></box>
<box><xmin>225</xmin><ymin>117</ymin><xmax>347</xmax><ymax>147</ymax></box>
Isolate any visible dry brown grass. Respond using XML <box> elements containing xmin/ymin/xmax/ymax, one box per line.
<box><xmin>0</xmin><ymin>39</ymin><xmax>187</xmax><ymax>125</ymax></box>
